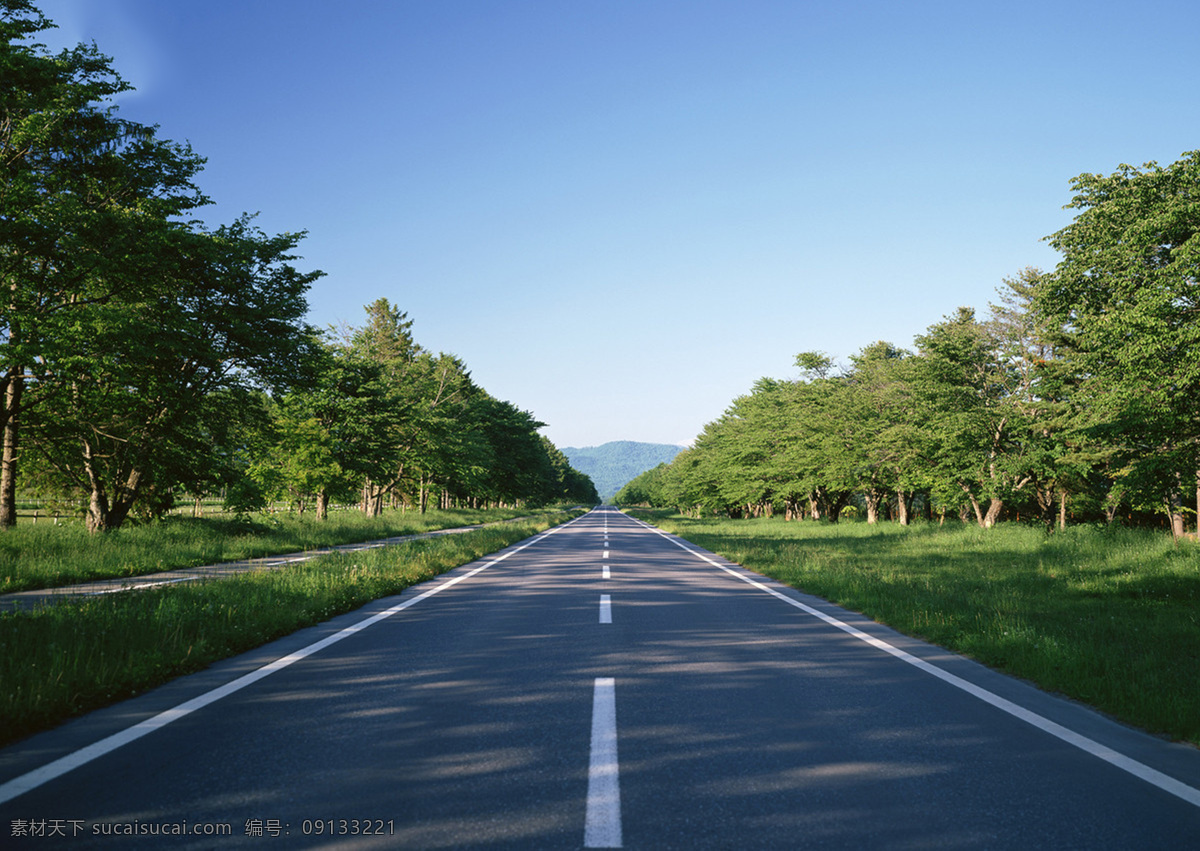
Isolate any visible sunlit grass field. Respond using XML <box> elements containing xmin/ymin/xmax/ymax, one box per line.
<box><xmin>637</xmin><ymin>511</ymin><xmax>1200</xmax><ymax>746</ymax></box>
<box><xmin>0</xmin><ymin>506</ymin><xmax>533</xmax><ymax>593</ymax></box>
<box><xmin>0</xmin><ymin>511</ymin><xmax>580</xmax><ymax>746</ymax></box>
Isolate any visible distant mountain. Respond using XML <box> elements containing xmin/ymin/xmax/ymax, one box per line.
<box><xmin>562</xmin><ymin>441</ymin><xmax>685</xmax><ymax>502</ymax></box>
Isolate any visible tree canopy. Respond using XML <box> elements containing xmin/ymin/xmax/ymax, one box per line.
<box><xmin>621</xmin><ymin>150</ymin><xmax>1200</xmax><ymax>536</ymax></box>
<box><xmin>1</xmin><ymin>1</ymin><xmax>596</xmax><ymax>529</ymax></box>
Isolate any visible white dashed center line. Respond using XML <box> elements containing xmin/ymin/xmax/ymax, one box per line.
<box><xmin>584</xmin><ymin>677</ymin><xmax>622</xmax><ymax>848</ymax></box>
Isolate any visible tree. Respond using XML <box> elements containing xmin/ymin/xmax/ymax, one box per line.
<box><xmin>910</xmin><ymin>307</ymin><xmax>1042</xmax><ymax>528</ymax></box>
<box><xmin>345</xmin><ymin>298</ymin><xmax>431</xmax><ymax>515</ymax></box>
<box><xmin>614</xmin><ymin>463</ymin><xmax>664</xmax><ymax>506</ymax></box>
<box><xmin>539</xmin><ymin>436</ymin><xmax>599</xmax><ymax>506</ymax></box>
<box><xmin>1038</xmin><ymin>151</ymin><xmax>1200</xmax><ymax>538</ymax></box>
<box><xmin>1</xmin><ymin>0</ymin><xmax>208</xmax><ymax>526</ymax></box>
<box><xmin>673</xmin><ymin>357</ymin><xmax>858</xmax><ymax>522</ymax></box>
<box><xmin>987</xmin><ymin>267</ymin><xmax>1092</xmax><ymax>530</ymax></box>
<box><xmin>843</xmin><ymin>341</ymin><xmax>922</xmax><ymax>524</ymax></box>
<box><xmin>246</xmin><ymin>336</ymin><xmax>391</xmax><ymax>519</ymax></box>
<box><xmin>773</xmin><ymin>363</ymin><xmax>855</xmax><ymax>523</ymax></box>
<box><xmin>29</xmin><ymin>218</ymin><xmax>320</xmax><ymax>531</ymax></box>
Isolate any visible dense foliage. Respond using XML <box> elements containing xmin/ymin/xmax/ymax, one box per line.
<box><xmin>0</xmin><ymin>1</ymin><xmax>595</xmax><ymax>531</ymax></box>
<box><xmin>618</xmin><ymin>152</ymin><xmax>1200</xmax><ymax>536</ymax></box>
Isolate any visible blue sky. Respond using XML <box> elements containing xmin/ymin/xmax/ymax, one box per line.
<box><xmin>32</xmin><ymin>0</ymin><xmax>1200</xmax><ymax>448</ymax></box>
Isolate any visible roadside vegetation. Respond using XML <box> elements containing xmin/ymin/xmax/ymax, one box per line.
<box><xmin>633</xmin><ymin>510</ymin><xmax>1200</xmax><ymax>747</ymax></box>
<box><xmin>0</xmin><ymin>505</ymin><xmax>535</xmax><ymax>593</ymax></box>
<box><xmin>0</xmin><ymin>510</ymin><xmax>581</xmax><ymax>747</ymax></box>
<box><xmin>1</xmin><ymin>2</ymin><xmax>598</xmax><ymax>538</ymax></box>
<box><xmin>617</xmin><ymin>153</ymin><xmax>1200</xmax><ymax>538</ymax></box>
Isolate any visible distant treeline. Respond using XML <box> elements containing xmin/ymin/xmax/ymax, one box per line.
<box><xmin>618</xmin><ymin>150</ymin><xmax>1200</xmax><ymax>537</ymax></box>
<box><xmin>0</xmin><ymin>1</ymin><xmax>597</xmax><ymax>531</ymax></box>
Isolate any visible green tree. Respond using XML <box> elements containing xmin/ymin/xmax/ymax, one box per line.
<box><xmin>774</xmin><ymin>360</ymin><xmax>856</xmax><ymax>523</ymax></box>
<box><xmin>539</xmin><ymin>436</ymin><xmax>599</xmax><ymax>506</ymax></box>
<box><xmin>30</xmin><ymin>218</ymin><xmax>320</xmax><ymax>531</ymax></box>
<box><xmin>986</xmin><ymin>267</ymin><xmax>1093</xmax><ymax>529</ymax></box>
<box><xmin>345</xmin><ymin>299</ymin><xmax>442</xmax><ymax>515</ymax></box>
<box><xmin>910</xmin><ymin>307</ymin><xmax>1042</xmax><ymax>528</ymax></box>
<box><xmin>843</xmin><ymin>342</ymin><xmax>923</xmax><ymax>523</ymax></box>
<box><xmin>1</xmin><ymin>0</ymin><xmax>208</xmax><ymax>526</ymax></box>
<box><xmin>247</xmin><ymin>336</ymin><xmax>392</xmax><ymax>519</ymax></box>
<box><xmin>1038</xmin><ymin>151</ymin><xmax>1200</xmax><ymax>537</ymax></box>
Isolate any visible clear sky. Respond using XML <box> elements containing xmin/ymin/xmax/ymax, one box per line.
<box><xmin>32</xmin><ymin>0</ymin><xmax>1200</xmax><ymax>448</ymax></box>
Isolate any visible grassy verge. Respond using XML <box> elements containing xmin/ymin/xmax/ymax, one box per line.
<box><xmin>633</xmin><ymin>510</ymin><xmax>1200</xmax><ymax>746</ymax></box>
<box><xmin>0</xmin><ymin>510</ymin><xmax>580</xmax><ymax>747</ymax></box>
<box><xmin>0</xmin><ymin>506</ymin><xmax>537</xmax><ymax>593</ymax></box>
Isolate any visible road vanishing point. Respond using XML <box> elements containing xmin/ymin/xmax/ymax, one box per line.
<box><xmin>1</xmin><ymin>508</ymin><xmax>1198</xmax><ymax>848</ymax></box>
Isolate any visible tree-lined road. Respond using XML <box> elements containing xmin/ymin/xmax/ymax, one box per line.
<box><xmin>2</xmin><ymin>508</ymin><xmax>1199</xmax><ymax>847</ymax></box>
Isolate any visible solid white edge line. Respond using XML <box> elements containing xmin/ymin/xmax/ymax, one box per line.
<box><xmin>0</xmin><ymin>515</ymin><xmax>586</xmax><ymax>805</ymax></box>
<box><xmin>631</xmin><ymin>516</ymin><xmax>1200</xmax><ymax>810</ymax></box>
<box><xmin>584</xmin><ymin>677</ymin><xmax>622</xmax><ymax>848</ymax></box>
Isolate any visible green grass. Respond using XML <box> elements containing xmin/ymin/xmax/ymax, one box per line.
<box><xmin>636</xmin><ymin>511</ymin><xmax>1200</xmax><ymax>746</ymax></box>
<box><xmin>0</xmin><ymin>506</ymin><xmax>536</xmax><ymax>593</ymax></box>
<box><xmin>0</xmin><ymin>511</ymin><xmax>580</xmax><ymax>747</ymax></box>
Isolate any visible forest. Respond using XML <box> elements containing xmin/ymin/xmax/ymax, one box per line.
<box><xmin>618</xmin><ymin>151</ymin><xmax>1200</xmax><ymax>538</ymax></box>
<box><xmin>0</xmin><ymin>1</ymin><xmax>597</xmax><ymax>534</ymax></box>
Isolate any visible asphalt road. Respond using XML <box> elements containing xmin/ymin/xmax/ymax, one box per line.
<box><xmin>2</xmin><ymin>507</ymin><xmax>1198</xmax><ymax>848</ymax></box>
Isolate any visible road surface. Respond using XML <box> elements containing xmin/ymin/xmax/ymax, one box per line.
<box><xmin>2</xmin><ymin>507</ymin><xmax>1198</xmax><ymax>847</ymax></box>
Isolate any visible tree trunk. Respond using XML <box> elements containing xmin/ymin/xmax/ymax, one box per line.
<box><xmin>1167</xmin><ymin>478</ymin><xmax>1185</xmax><ymax>541</ymax></box>
<box><xmin>983</xmin><ymin>498</ymin><xmax>1003</xmax><ymax>528</ymax></box>
<box><xmin>361</xmin><ymin>481</ymin><xmax>386</xmax><ymax>516</ymax></box>
<box><xmin>316</xmin><ymin>490</ymin><xmax>329</xmax><ymax>520</ymax></box>
<box><xmin>864</xmin><ymin>489</ymin><xmax>882</xmax><ymax>524</ymax></box>
<box><xmin>82</xmin><ymin>456</ymin><xmax>140</xmax><ymax>532</ymax></box>
<box><xmin>83</xmin><ymin>439</ymin><xmax>110</xmax><ymax>532</ymax></box>
<box><xmin>1058</xmin><ymin>489</ymin><xmax>1067</xmax><ymax>531</ymax></box>
<box><xmin>1034</xmin><ymin>485</ymin><xmax>1055</xmax><ymax>529</ymax></box>
<box><xmin>0</xmin><ymin>370</ymin><xmax>22</xmax><ymax>529</ymax></box>
<box><xmin>896</xmin><ymin>488</ymin><xmax>910</xmax><ymax>526</ymax></box>
<box><xmin>86</xmin><ymin>489</ymin><xmax>110</xmax><ymax>533</ymax></box>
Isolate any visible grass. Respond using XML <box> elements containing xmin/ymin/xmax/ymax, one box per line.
<box><xmin>0</xmin><ymin>510</ymin><xmax>580</xmax><ymax>747</ymax></box>
<box><xmin>0</xmin><ymin>506</ymin><xmax>535</xmax><ymax>593</ymax></box>
<box><xmin>634</xmin><ymin>511</ymin><xmax>1200</xmax><ymax>746</ymax></box>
